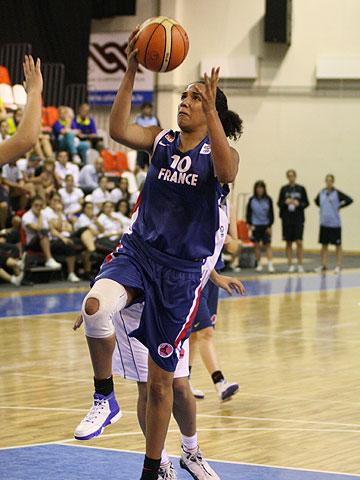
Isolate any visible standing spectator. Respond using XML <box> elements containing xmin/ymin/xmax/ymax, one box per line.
<box><xmin>110</xmin><ymin>176</ymin><xmax>138</xmax><ymax>208</ymax></box>
<box><xmin>314</xmin><ymin>174</ymin><xmax>353</xmax><ymax>274</ymax></box>
<box><xmin>134</xmin><ymin>102</ymin><xmax>160</xmax><ymax>169</ymax></box>
<box><xmin>21</xmin><ymin>196</ymin><xmax>61</xmax><ymax>269</ymax></box>
<box><xmin>0</xmin><ymin>119</ymin><xmax>10</xmax><ymax>143</ymax></box>
<box><xmin>246</xmin><ymin>180</ymin><xmax>275</xmax><ymax>273</ymax></box>
<box><xmin>278</xmin><ymin>169</ymin><xmax>309</xmax><ymax>273</ymax></box>
<box><xmin>79</xmin><ymin>157</ymin><xmax>104</xmax><ymax>194</ymax></box>
<box><xmin>91</xmin><ymin>176</ymin><xmax>111</xmax><ymax>214</ymax></box>
<box><xmin>53</xmin><ymin>106</ymin><xmax>89</xmax><ymax>164</ymax></box>
<box><xmin>55</xmin><ymin>150</ymin><xmax>79</xmax><ymax>187</ymax></box>
<box><xmin>59</xmin><ymin>174</ymin><xmax>84</xmax><ymax>217</ymax></box>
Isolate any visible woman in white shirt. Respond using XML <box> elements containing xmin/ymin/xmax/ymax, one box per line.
<box><xmin>91</xmin><ymin>176</ymin><xmax>111</xmax><ymax>215</ymax></box>
<box><xmin>113</xmin><ymin>198</ymin><xmax>132</xmax><ymax>231</ymax></box>
<box><xmin>59</xmin><ymin>174</ymin><xmax>84</xmax><ymax>217</ymax></box>
<box><xmin>96</xmin><ymin>201</ymin><xmax>123</xmax><ymax>253</ymax></box>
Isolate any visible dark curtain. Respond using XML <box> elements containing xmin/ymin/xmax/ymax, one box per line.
<box><xmin>92</xmin><ymin>0</ymin><xmax>136</xmax><ymax>18</ymax></box>
<box><xmin>0</xmin><ymin>0</ymin><xmax>92</xmax><ymax>85</ymax></box>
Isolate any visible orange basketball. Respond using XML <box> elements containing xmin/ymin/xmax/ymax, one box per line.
<box><xmin>135</xmin><ymin>16</ymin><xmax>189</xmax><ymax>73</ymax></box>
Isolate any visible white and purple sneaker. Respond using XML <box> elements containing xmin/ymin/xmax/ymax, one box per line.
<box><xmin>215</xmin><ymin>380</ymin><xmax>240</xmax><ymax>402</ymax></box>
<box><xmin>74</xmin><ymin>392</ymin><xmax>122</xmax><ymax>440</ymax></box>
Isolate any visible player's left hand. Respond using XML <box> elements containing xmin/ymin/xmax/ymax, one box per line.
<box><xmin>73</xmin><ymin>314</ymin><xmax>83</xmax><ymax>331</ymax></box>
<box><xmin>194</xmin><ymin>67</ymin><xmax>220</xmax><ymax>114</ymax></box>
<box><xmin>215</xmin><ymin>275</ymin><xmax>245</xmax><ymax>296</ymax></box>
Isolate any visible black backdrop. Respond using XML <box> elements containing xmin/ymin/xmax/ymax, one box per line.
<box><xmin>0</xmin><ymin>0</ymin><xmax>136</xmax><ymax>85</ymax></box>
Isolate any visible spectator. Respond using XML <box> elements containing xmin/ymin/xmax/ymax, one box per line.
<box><xmin>314</xmin><ymin>174</ymin><xmax>353</xmax><ymax>274</ymax></box>
<box><xmin>74</xmin><ymin>201</ymin><xmax>104</xmax><ymax>240</ymax></box>
<box><xmin>71</xmin><ymin>103</ymin><xmax>99</xmax><ymax>152</ymax></box>
<box><xmin>246</xmin><ymin>180</ymin><xmax>275</xmax><ymax>273</ymax></box>
<box><xmin>97</xmin><ymin>201</ymin><xmax>123</xmax><ymax>250</ymax></box>
<box><xmin>78</xmin><ymin>157</ymin><xmax>104</xmax><ymax>194</ymax></box>
<box><xmin>7</xmin><ymin>108</ymin><xmax>23</xmax><ymax>136</ymax></box>
<box><xmin>35</xmin><ymin>159</ymin><xmax>61</xmax><ymax>201</ymax></box>
<box><xmin>91</xmin><ymin>175</ymin><xmax>111</xmax><ymax>214</ymax></box>
<box><xmin>59</xmin><ymin>174</ymin><xmax>84</xmax><ymax>217</ymax></box>
<box><xmin>2</xmin><ymin>158</ymin><xmax>34</xmax><ymax>210</ymax></box>
<box><xmin>53</xmin><ymin>106</ymin><xmax>89</xmax><ymax>164</ymax></box>
<box><xmin>21</xmin><ymin>196</ymin><xmax>61</xmax><ymax>269</ymax></box>
<box><xmin>55</xmin><ymin>150</ymin><xmax>79</xmax><ymax>187</ymax></box>
<box><xmin>278</xmin><ymin>169</ymin><xmax>309</xmax><ymax>273</ymax></box>
<box><xmin>0</xmin><ymin>239</ymin><xmax>24</xmax><ymax>286</ymax></box>
<box><xmin>47</xmin><ymin>199</ymin><xmax>80</xmax><ymax>282</ymax></box>
<box><xmin>110</xmin><ymin>176</ymin><xmax>138</xmax><ymax>208</ymax></box>
<box><xmin>0</xmin><ymin>119</ymin><xmax>10</xmax><ymax>143</ymax></box>
<box><xmin>134</xmin><ymin>102</ymin><xmax>160</xmax><ymax>169</ymax></box>
<box><xmin>113</xmin><ymin>198</ymin><xmax>132</xmax><ymax>230</ymax></box>
<box><xmin>0</xmin><ymin>177</ymin><xmax>10</xmax><ymax>229</ymax></box>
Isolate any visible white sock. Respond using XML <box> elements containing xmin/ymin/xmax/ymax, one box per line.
<box><xmin>182</xmin><ymin>433</ymin><xmax>198</xmax><ymax>452</ymax></box>
<box><xmin>161</xmin><ymin>448</ymin><xmax>170</xmax><ymax>466</ymax></box>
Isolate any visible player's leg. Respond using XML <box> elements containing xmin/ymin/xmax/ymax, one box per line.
<box><xmin>254</xmin><ymin>241</ymin><xmax>263</xmax><ymax>272</ymax></box>
<box><xmin>335</xmin><ymin>244</ymin><xmax>342</xmax><ymax>272</ymax></box>
<box><xmin>188</xmin><ymin>331</ymin><xmax>205</xmax><ymax>399</ymax></box>
<box><xmin>296</xmin><ymin>239</ymin><xmax>304</xmax><ymax>271</ymax></box>
<box><xmin>286</xmin><ymin>241</ymin><xmax>293</xmax><ymax>271</ymax></box>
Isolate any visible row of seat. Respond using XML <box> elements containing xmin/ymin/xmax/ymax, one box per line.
<box><xmin>0</xmin><ymin>82</ymin><xmax>27</xmax><ymax>108</ymax></box>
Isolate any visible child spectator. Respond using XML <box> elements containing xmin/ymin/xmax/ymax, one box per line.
<box><xmin>246</xmin><ymin>180</ymin><xmax>275</xmax><ymax>273</ymax></box>
<box><xmin>314</xmin><ymin>174</ymin><xmax>353</xmax><ymax>274</ymax></box>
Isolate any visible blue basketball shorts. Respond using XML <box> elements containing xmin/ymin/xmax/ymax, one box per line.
<box><xmin>191</xmin><ymin>278</ymin><xmax>219</xmax><ymax>333</ymax></box>
<box><xmin>95</xmin><ymin>233</ymin><xmax>202</xmax><ymax>372</ymax></box>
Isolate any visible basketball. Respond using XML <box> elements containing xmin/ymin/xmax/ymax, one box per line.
<box><xmin>135</xmin><ymin>16</ymin><xmax>189</xmax><ymax>73</ymax></box>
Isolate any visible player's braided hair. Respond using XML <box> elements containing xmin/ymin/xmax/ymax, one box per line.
<box><xmin>195</xmin><ymin>81</ymin><xmax>243</xmax><ymax>140</ymax></box>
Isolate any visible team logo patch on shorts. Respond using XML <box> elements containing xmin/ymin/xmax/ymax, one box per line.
<box><xmin>158</xmin><ymin>343</ymin><xmax>174</xmax><ymax>358</ymax></box>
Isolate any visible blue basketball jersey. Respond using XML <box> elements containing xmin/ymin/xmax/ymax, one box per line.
<box><xmin>124</xmin><ymin>129</ymin><xmax>223</xmax><ymax>261</ymax></box>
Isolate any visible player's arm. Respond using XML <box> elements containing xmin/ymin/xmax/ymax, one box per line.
<box><xmin>109</xmin><ymin>28</ymin><xmax>162</xmax><ymax>152</ymax></box>
<box><xmin>0</xmin><ymin>56</ymin><xmax>42</xmax><ymax>167</ymax></box>
<box><xmin>210</xmin><ymin>270</ymin><xmax>245</xmax><ymax>296</ymax></box>
<box><xmin>193</xmin><ymin>68</ymin><xmax>239</xmax><ymax>183</ymax></box>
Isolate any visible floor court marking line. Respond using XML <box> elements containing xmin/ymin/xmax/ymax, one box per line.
<box><xmin>3</xmin><ymin>404</ymin><xmax>360</xmax><ymax>428</ymax></box>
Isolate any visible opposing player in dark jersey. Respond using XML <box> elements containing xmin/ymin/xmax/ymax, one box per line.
<box><xmin>0</xmin><ymin>56</ymin><xmax>42</xmax><ymax>167</ymax></box>
<box><xmin>78</xmin><ymin>28</ymin><xmax>243</xmax><ymax>480</ymax></box>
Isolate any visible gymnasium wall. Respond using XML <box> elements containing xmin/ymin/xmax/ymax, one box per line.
<box><xmin>91</xmin><ymin>0</ymin><xmax>360</xmax><ymax>252</ymax></box>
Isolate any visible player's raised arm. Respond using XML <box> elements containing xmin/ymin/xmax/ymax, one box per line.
<box><xmin>193</xmin><ymin>68</ymin><xmax>241</xmax><ymax>183</ymax></box>
<box><xmin>109</xmin><ymin>28</ymin><xmax>162</xmax><ymax>152</ymax></box>
<box><xmin>0</xmin><ymin>55</ymin><xmax>42</xmax><ymax>166</ymax></box>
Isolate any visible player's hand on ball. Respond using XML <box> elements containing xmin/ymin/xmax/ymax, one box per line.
<box><xmin>194</xmin><ymin>67</ymin><xmax>220</xmax><ymax>114</ymax></box>
<box><xmin>216</xmin><ymin>275</ymin><xmax>246</xmax><ymax>296</ymax></box>
<box><xmin>73</xmin><ymin>314</ymin><xmax>83</xmax><ymax>331</ymax></box>
<box><xmin>126</xmin><ymin>26</ymin><xmax>140</xmax><ymax>71</ymax></box>
<box><xmin>23</xmin><ymin>55</ymin><xmax>43</xmax><ymax>94</ymax></box>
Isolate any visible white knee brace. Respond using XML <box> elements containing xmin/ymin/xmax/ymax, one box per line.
<box><xmin>82</xmin><ymin>279</ymin><xmax>128</xmax><ymax>338</ymax></box>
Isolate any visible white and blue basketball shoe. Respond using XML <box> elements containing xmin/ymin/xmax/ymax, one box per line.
<box><xmin>74</xmin><ymin>391</ymin><xmax>122</xmax><ymax>440</ymax></box>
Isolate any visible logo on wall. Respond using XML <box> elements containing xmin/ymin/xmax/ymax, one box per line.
<box><xmin>88</xmin><ymin>33</ymin><xmax>154</xmax><ymax>106</ymax></box>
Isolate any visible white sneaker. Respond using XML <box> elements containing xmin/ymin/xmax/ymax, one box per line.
<box><xmin>74</xmin><ymin>392</ymin><xmax>122</xmax><ymax>440</ymax></box>
<box><xmin>10</xmin><ymin>271</ymin><xmax>24</xmax><ymax>286</ymax></box>
<box><xmin>288</xmin><ymin>265</ymin><xmax>295</xmax><ymax>273</ymax></box>
<box><xmin>68</xmin><ymin>272</ymin><xmax>80</xmax><ymax>283</ymax></box>
<box><xmin>334</xmin><ymin>266</ymin><xmax>342</xmax><ymax>274</ymax></box>
<box><xmin>190</xmin><ymin>382</ymin><xmax>205</xmax><ymax>399</ymax></box>
<box><xmin>158</xmin><ymin>462</ymin><xmax>177</xmax><ymax>479</ymax></box>
<box><xmin>268</xmin><ymin>263</ymin><xmax>275</xmax><ymax>273</ymax></box>
<box><xmin>255</xmin><ymin>264</ymin><xmax>263</xmax><ymax>272</ymax></box>
<box><xmin>180</xmin><ymin>446</ymin><xmax>220</xmax><ymax>479</ymax></box>
<box><xmin>215</xmin><ymin>379</ymin><xmax>239</xmax><ymax>401</ymax></box>
<box><xmin>45</xmin><ymin>258</ymin><xmax>62</xmax><ymax>270</ymax></box>
<box><xmin>297</xmin><ymin>265</ymin><xmax>304</xmax><ymax>273</ymax></box>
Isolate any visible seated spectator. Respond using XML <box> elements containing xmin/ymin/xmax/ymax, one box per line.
<box><xmin>42</xmin><ymin>191</ymin><xmax>62</xmax><ymax>226</ymax></box>
<box><xmin>91</xmin><ymin>176</ymin><xmax>111</xmax><ymax>214</ymax></box>
<box><xmin>53</xmin><ymin>106</ymin><xmax>89</xmax><ymax>164</ymax></box>
<box><xmin>71</xmin><ymin>103</ymin><xmax>99</xmax><ymax>149</ymax></box>
<box><xmin>59</xmin><ymin>174</ymin><xmax>84</xmax><ymax>217</ymax></box>
<box><xmin>135</xmin><ymin>102</ymin><xmax>160</xmax><ymax>169</ymax></box>
<box><xmin>21</xmin><ymin>196</ymin><xmax>61</xmax><ymax>269</ymax></box>
<box><xmin>0</xmin><ymin>238</ymin><xmax>24</xmax><ymax>286</ymax></box>
<box><xmin>113</xmin><ymin>199</ymin><xmax>132</xmax><ymax>230</ymax></box>
<box><xmin>55</xmin><ymin>150</ymin><xmax>79</xmax><ymax>187</ymax></box>
<box><xmin>110</xmin><ymin>176</ymin><xmax>139</xmax><ymax>209</ymax></box>
<box><xmin>34</xmin><ymin>158</ymin><xmax>61</xmax><ymax>201</ymax></box>
<box><xmin>78</xmin><ymin>157</ymin><xmax>104</xmax><ymax>194</ymax></box>
<box><xmin>74</xmin><ymin>201</ymin><xmax>104</xmax><ymax>240</ymax></box>
<box><xmin>0</xmin><ymin>176</ymin><xmax>10</xmax><ymax>229</ymax></box>
<box><xmin>47</xmin><ymin>199</ymin><xmax>80</xmax><ymax>283</ymax></box>
<box><xmin>0</xmin><ymin>119</ymin><xmax>10</xmax><ymax>143</ymax></box>
<box><xmin>7</xmin><ymin>108</ymin><xmax>23</xmax><ymax>136</ymax></box>
<box><xmin>97</xmin><ymin>201</ymin><xmax>123</xmax><ymax>251</ymax></box>
<box><xmin>33</xmin><ymin>131</ymin><xmax>53</xmax><ymax>161</ymax></box>
<box><xmin>2</xmin><ymin>158</ymin><xmax>34</xmax><ymax>210</ymax></box>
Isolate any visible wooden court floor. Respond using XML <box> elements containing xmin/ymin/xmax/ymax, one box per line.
<box><xmin>0</xmin><ymin>272</ymin><xmax>360</xmax><ymax>476</ymax></box>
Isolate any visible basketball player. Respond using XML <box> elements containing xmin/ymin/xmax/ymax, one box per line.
<box><xmin>78</xmin><ymin>27</ymin><xmax>243</xmax><ymax>480</ymax></box>
<box><xmin>0</xmin><ymin>56</ymin><xmax>42</xmax><ymax>166</ymax></box>
<box><xmin>74</xmin><ymin>206</ymin><xmax>245</xmax><ymax>479</ymax></box>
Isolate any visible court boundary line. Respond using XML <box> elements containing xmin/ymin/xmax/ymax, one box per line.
<box><xmin>1</xmin><ymin>441</ymin><xmax>359</xmax><ymax>477</ymax></box>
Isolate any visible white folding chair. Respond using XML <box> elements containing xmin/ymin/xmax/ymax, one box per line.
<box><xmin>0</xmin><ymin>83</ymin><xmax>16</xmax><ymax>109</ymax></box>
<box><xmin>12</xmin><ymin>84</ymin><xmax>27</xmax><ymax>107</ymax></box>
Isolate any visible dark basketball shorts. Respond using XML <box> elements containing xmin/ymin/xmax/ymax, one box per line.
<box><xmin>94</xmin><ymin>233</ymin><xmax>202</xmax><ymax>373</ymax></box>
<box><xmin>191</xmin><ymin>279</ymin><xmax>219</xmax><ymax>333</ymax></box>
<box><xmin>282</xmin><ymin>222</ymin><xmax>304</xmax><ymax>242</ymax></box>
<box><xmin>251</xmin><ymin>225</ymin><xmax>271</xmax><ymax>245</ymax></box>
<box><xmin>319</xmin><ymin>226</ymin><xmax>342</xmax><ymax>246</ymax></box>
